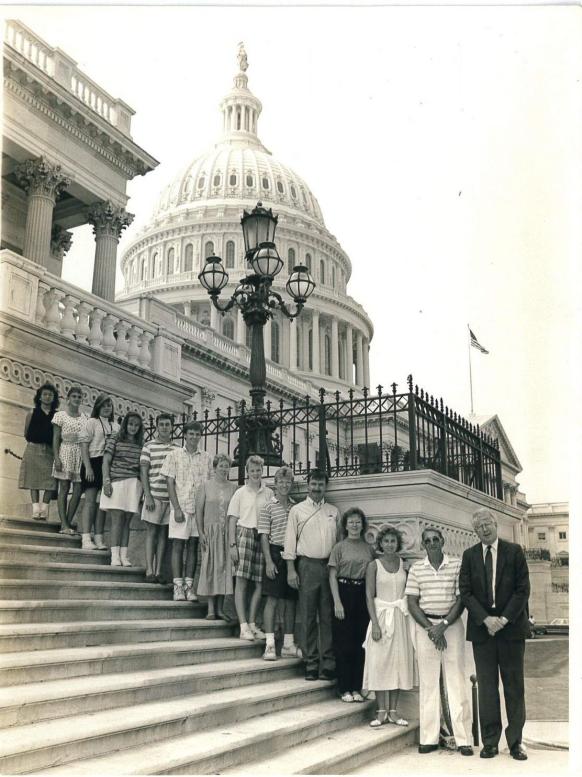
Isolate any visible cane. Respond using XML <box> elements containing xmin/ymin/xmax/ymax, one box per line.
<box><xmin>470</xmin><ymin>674</ymin><xmax>480</xmax><ymax>746</ymax></box>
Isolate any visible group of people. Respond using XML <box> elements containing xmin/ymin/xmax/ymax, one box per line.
<box><xmin>19</xmin><ymin>385</ymin><xmax>531</xmax><ymax>758</ymax></box>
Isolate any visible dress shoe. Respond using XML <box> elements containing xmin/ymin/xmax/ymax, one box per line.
<box><xmin>458</xmin><ymin>746</ymin><xmax>474</xmax><ymax>756</ymax></box>
<box><xmin>480</xmin><ymin>745</ymin><xmax>499</xmax><ymax>758</ymax></box>
<box><xmin>319</xmin><ymin>669</ymin><xmax>336</xmax><ymax>681</ymax></box>
<box><xmin>510</xmin><ymin>745</ymin><xmax>528</xmax><ymax>761</ymax></box>
<box><xmin>305</xmin><ymin>669</ymin><xmax>318</xmax><ymax>681</ymax></box>
<box><xmin>418</xmin><ymin>744</ymin><xmax>439</xmax><ymax>754</ymax></box>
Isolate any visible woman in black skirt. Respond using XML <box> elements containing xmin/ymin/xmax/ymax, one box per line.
<box><xmin>18</xmin><ymin>383</ymin><xmax>59</xmax><ymax>520</ymax></box>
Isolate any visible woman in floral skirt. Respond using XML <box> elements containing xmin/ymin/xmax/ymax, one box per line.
<box><xmin>52</xmin><ymin>386</ymin><xmax>87</xmax><ymax>534</ymax></box>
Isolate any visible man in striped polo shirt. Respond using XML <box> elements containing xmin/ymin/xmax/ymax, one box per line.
<box><xmin>406</xmin><ymin>527</ymin><xmax>473</xmax><ymax>756</ymax></box>
<box><xmin>139</xmin><ymin>414</ymin><xmax>177</xmax><ymax>583</ymax></box>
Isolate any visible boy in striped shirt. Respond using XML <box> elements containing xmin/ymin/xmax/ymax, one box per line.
<box><xmin>140</xmin><ymin>414</ymin><xmax>177</xmax><ymax>583</ymax></box>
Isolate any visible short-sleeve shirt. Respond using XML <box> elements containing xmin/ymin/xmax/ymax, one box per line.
<box><xmin>80</xmin><ymin>418</ymin><xmax>119</xmax><ymax>458</ymax></box>
<box><xmin>404</xmin><ymin>554</ymin><xmax>461</xmax><ymax>615</ymax></box>
<box><xmin>104</xmin><ymin>434</ymin><xmax>142</xmax><ymax>482</ymax></box>
<box><xmin>258</xmin><ymin>495</ymin><xmax>294</xmax><ymax>546</ymax></box>
<box><xmin>140</xmin><ymin>440</ymin><xmax>177</xmax><ymax>501</ymax></box>
<box><xmin>52</xmin><ymin>411</ymin><xmax>87</xmax><ymax>444</ymax></box>
<box><xmin>228</xmin><ymin>483</ymin><xmax>274</xmax><ymax>530</ymax></box>
<box><xmin>328</xmin><ymin>538</ymin><xmax>375</xmax><ymax>580</ymax></box>
<box><xmin>160</xmin><ymin>447</ymin><xmax>213</xmax><ymax>513</ymax></box>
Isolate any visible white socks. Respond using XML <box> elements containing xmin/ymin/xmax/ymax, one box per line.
<box><xmin>110</xmin><ymin>546</ymin><xmax>121</xmax><ymax>566</ymax></box>
<box><xmin>266</xmin><ymin>633</ymin><xmax>276</xmax><ymax>648</ymax></box>
<box><xmin>81</xmin><ymin>533</ymin><xmax>97</xmax><ymax>550</ymax></box>
<box><xmin>120</xmin><ymin>547</ymin><xmax>132</xmax><ymax>567</ymax></box>
<box><xmin>32</xmin><ymin>503</ymin><xmax>40</xmax><ymax>517</ymax></box>
<box><xmin>283</xmin><ymin>633</ymin><xmax>295</xmax><ymax>647</ymax></box>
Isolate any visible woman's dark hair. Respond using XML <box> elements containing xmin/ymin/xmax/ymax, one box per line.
<box><xmin>117</xmin><ymin>412</ymin><xmax>144</xmax><ymax>446</ymax></box>
<box><xmin>33</xmin><ymin>383</ymin><xmax>59</xmax><ymax>412</ymax></box>
<box><xmin>375</xmin><ymin>525</ymin><xmax>403</xmax><ymax>553</ymax></box>
<box><xmin>341</xmin><ymin>507</ymin><xmax>368</xmax><ymax>536</ymax></box>
<box><xmin>91</xmin><ymin>393</ymin><xmax>114</xmax><ymax>421</ymax></box>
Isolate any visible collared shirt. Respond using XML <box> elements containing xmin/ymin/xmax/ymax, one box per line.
<box><xmin>161</xmin><ymin>446</ymin><xmax>213</xmax><ymax>513</ymax></box>
<box><xmin>405</xmin><ymin>553</ymin><xmax>461</xmax><ymax>615</ymax></box>
<box><xmin>258</xmin><ymin>495</ymin><xmax>294</xmax><ymax>545</ymax></box>
<box><xmin>140</xmin><ymin>440</ymin><xmax>177</xmax><ymax>501</ymax></box>
<box><xmin>482</xmin><ymin>538</ymin><xmax>499</xmax><ymax>607</ymax></box>
<box><xmin>282</xmin><ymin>497</ymin><xmax>341</xmax><ymax>561</ymax></box>
<box><xmin>79</xmin><ymin>418</ymin><xmax>119</xmax><ymax>458</ymax></box>
<box><xmin>227</xmin><ymin>483</ymin><xmax>274</xmax><ymax>530</ymax></box>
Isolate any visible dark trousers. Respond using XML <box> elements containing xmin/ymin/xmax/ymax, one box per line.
<box><xmin>473</xmin><ymin>638</ymin><xmax>526</xmax><ymax>751</ymax></box>
<box><xmin>332</xmin><ymin>580</ymin><xmax>369</xmax><ymax>693</ymax></box>
<box><xmin>297</xmin><ymin>557</ymin><xmax>334</xmax><ymax>673</ymax></box>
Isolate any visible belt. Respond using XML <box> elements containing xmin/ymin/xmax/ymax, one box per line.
<box><xmin>423</xmin><ymin>613</ymin><xmax>448</xmax><ymax>619</ymax></box>
<box><xmin>337</xmin><ymin>577</ymin><xmax>365</xmax><ymax>585</ymax></box>
<box><xmin>297</xmin><ymin>556</ymin><xmax>329</xmax><ymax>564</ymax></box>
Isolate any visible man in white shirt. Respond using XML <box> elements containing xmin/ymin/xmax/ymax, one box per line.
<box><xmin>228</xmin><ymin>455</ymin><xmax>273</xmax><ymax>641</ymax></box>
<box><xmin>283</xmin><ymin>469</ymin><xmax>341</xmax><ymax>681</ymax></box>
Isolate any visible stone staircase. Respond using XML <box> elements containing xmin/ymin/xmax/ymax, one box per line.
<box><xmin>0</xmin><ymin>514</ymin><xmax>418</xmax><ymax>774</ymax></box>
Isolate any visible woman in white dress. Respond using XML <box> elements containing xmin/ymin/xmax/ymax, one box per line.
<box><xmin>363</xmin><ymin>525</ymin><xmax>414</xmax><ymax>728</ymax></box>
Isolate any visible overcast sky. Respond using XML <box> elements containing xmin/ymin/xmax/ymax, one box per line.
<box><xmin>4</xmin><ymin>4</ymin><xmax>580</xmax><ymax>505</ymax></box>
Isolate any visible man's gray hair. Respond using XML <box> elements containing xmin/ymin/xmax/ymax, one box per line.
<box><xmin>472</xmin><ymin>507</ymin><xmax>497</xmax><ymax>527</ymax></box>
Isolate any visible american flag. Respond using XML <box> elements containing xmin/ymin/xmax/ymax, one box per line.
<box><xmin>469</xmin><ymin>328</ymin><xmax>489</xmax><ymax>354</ymax></box>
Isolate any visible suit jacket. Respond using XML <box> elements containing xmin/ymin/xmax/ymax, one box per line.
<box><xmin>459</xmin><ymin>538</ymin><xmax>530</xmax><ymax>643</ymax></box>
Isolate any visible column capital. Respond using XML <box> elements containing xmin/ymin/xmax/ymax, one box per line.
<box><xmin>87</xmin><ymin>201</ymin><xmax>134</xmax><ymax>240</ymax></box>
<box><xmin>50</xmin><ymin>224</ymin><xmax>73</xmax><ymax>261</ymax></box>
<box><xmin>15</xmin><ymin>157</ymin><xmax>71</xmax><ymax>201</ymax></box>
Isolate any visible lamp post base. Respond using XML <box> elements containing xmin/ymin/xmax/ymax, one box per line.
<box><xmin>234</xmin><ymin>408</ymin><xmax>283</xmax><ymax>473</ymax></box>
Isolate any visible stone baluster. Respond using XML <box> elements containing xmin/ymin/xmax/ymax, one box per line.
<box><xmin>88</xmin><ymin>309</ymin><xmax>105</xmax><ymax>349</ymax></box>
<box><xmin>127</xmin><ymin>326</ymin><xmax>142</xmax><ymax>364</ymax></box>
<box><xmin>60</xmin><ymin>295</ymin><xmax>77</xmax><ymax>338</ymax></box>
<box><xmin>114</xmin><ymin>321</ymin><xmax>130</xmax><ymax>360</ymax></box>
<box><xmin>139</xmin><ymin>331</ymin><xmax>154</xmax><ymax>369</ymax></box>
<box><xmin>42</xmin><ymin>289</ymin><xmax>61</xmax><ymax>332</ymax></box>
<box><xmin>35</xmin><ymin>284</ymin><xmax>48</xmax><ymax>324</ymax></box>
<box><xmin>14</xmin><ymin>157</ymin><xmax>71</xmax><ymax>268</ymax></box>
<box><xmin>75</xmin><ymin>302</ymin><xmax>92</xmax><ymax>343</ymax></box>
<box><xmin>87</xmin><ymin>201</ymin><xmax>134</xmax><ymax>302</ymax></box>
<box><xmin>101</xmin><ymin>314</ymin><xmax>118</xmax><ymax>353</ymax></box>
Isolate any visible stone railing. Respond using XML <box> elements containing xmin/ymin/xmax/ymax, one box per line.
<box><xmin>0</xmin><ymin>250</ymin><xmax>181</xmax><ymax>379</ymax></box>
<box><xmin>4</xmin><ymin>20</ymin><xmax>133</xmax><ymax>137</ymax></box>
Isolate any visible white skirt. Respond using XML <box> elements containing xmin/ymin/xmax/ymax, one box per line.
<box><xmin>99</xmin><ymin>477</ymin><xmax>143</xmax><ymax>513</ymax></box>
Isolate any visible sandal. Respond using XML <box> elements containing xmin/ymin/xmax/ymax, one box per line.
<box><xmin>352</xmin><ymin>692</ymin><xmax>365</xmax><ymax>703</ymax></box>
<box><xmin>341</xmin><ymin>692</ymin><xmax>355</xmax><ymax>703</ymax></box>
<box><xmin>388</xmin><ymin>710</ymin><xmax>409</xmax><ymax>726</ymax></box>
<box><xmin>59</xmin><ymin>527</ymin><xmax>77</xmax><ymax>535</ymax></box>
<box><xmin>369</xmin><ymin>709</ymin><xmax>389</xmax><ymax>728</ymax></box>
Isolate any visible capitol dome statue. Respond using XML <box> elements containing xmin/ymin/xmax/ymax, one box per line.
<box><xmin>119</xmin><ymin>45</ymin><xmax>373</xmax><ymax>394</ymax></box>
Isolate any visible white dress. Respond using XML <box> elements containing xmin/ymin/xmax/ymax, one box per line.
<box><xmin>362</xmin><ymin>558</ymin><xmax>415</xmax><ymax>691</ymax></box>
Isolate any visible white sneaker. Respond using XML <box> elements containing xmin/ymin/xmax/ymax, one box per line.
<box><xmin>173</xmin><ymin>581</ymin><xmax>186</xmax><ymax>601</ymax></box>
<box><xmin>184</xmin><ymin>579</ymin><xmax>198</xmax><ymax>602</ymax></box>
<box><xmin>39</xmin><ymin>504</ymin><xmax>49</xmax><ymax>520</ymax></box>
<box><xmin>281</xmin><ymin>644</ymin><xmax>302</xmax><ymax>658</ymax></box>
<box><xmin>250</xmin><ymin>625</ymin><xmax>266</xmax><ymax>640</ymax></box>
<box><xmin>240</xmin><ymin>625</ymin><xmax>255</xmax><ymax>641</ymax></box>
<box><xmin>31</xmin><ymin>503</ymin><xmax>40</xmax><ymax>518</ymax></box>
<box><xmin>263</xmin><ymin>644</ymin><xmax>277</xmax><ymax>661</ymax></box>
<box><xmin>81</xmin><ymin>534</ymin><xmax>97</xmax><ymax>550</ymax></box>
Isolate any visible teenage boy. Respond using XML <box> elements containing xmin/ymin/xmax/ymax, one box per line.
<box><xmin>228</xmin><ymin>455</ymin><xmax>273</xmax><ymax>641</ymax></box>
<box><xmin>140</xmin><ymin>414</ymin><xmax>176</xmax><ymax>583</ymax></box>
<box><xmin>162</xmin><ymin>421</ymin><xmax>212</xmax><ymax>601</ymax></box>
<box><xmin>258</xmin><ymin>465</ymin><xmax>301</xmax><ymax>661</ymax></box>
<box><xmin>283</xmin><ymin>469</ymin><xmax>341</xmax><ymax>681</ymax></box>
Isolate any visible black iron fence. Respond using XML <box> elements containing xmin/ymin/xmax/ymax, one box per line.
<box><xmin>146</xmin><ymin>375</ymin><xmax>502</xmax><ymax>498</ymax></box>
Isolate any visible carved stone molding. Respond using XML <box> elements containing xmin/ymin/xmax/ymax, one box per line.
<box><xmin>50</xmin><ymin>224</ymin><xmax>73</xmax><ymax>260</ymax></box>
<box><xmin>200</xmin><ymin>387</ymin><xmax>216</xmax><ymax>411</ymax></box>
<box><xmin>14</xmin><ymin>157</ymin><xmax>71</xmax><ymax>201</ymax></box>
<box><xmin>87</xmin><ymin>201</ymin><xmax>134</xmax><ymax>241</ymax></box>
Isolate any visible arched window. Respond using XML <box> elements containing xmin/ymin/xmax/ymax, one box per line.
<box><xmin>305</xmin><ymin>253</ymin><xmax>312</xmax><ymax>272</ymax></box>
<box><xmin>229</xmin><ymin>173</ymin><xmax>237</xmax><ymax>186</ymax></box>
<box><xmin>277</xmin><ymin>180</ymin><xmax>284</xmax><ymax>194</ymax></box>
<box><xmin>237</xmin><ymin>110</ymin><xmax>241</xmax><ymax>130</ymax></box>
<box><xmin>204</xmin><ymin>241</ymin><xmax>214</xmax><ymax>258</ymax></box>
<box><xmin>213</xmin><ymin>173</ymin><xmax>221</xmax><ymax>187</ymax></box>
<box><xmin>290</xmin><ymin>185</ymin><xmax>297</xmax><ymax>199</ymax></box>
<box><xmin>271</xmin><ymin>321</ymin><xmax>280</xmax><ymax>364</ymax></box>
<box><xmin>184</xmin><ymin>244</ymin><xmax>193</xmax><ymax>272</ymax></box>
<box><xmin>331</xmin><ymin>266</ymin><xmax>336</xmax><ymax>288</ymax></box>
<box><xmin>324</xmin><ymin>334</ymin><xmax>331</xmax><ymax>375</ymax></box>
<box><xmin>320</xmin><ymin>259</ymin><xmax>325</xmax><ymax>285</ymax></box>
<box><xmin>288</xmin><ymin>247</ymin><xmax>296</xmax><ymax>273</ymax></box>
<box><xmin>262</xmin><ymin>177</ymin><xmax>270</xmax><ymax>190</ymax></box>
<box><xmin>223</xmin><ymin>318</ymin><xmax>235</xmax><ymax>340</ymax></box>
<box><xmin>246</xmin><ymin>174</ymin><xmax>254</xmax><ymax>188</ymax></box>
<box><xmin>167</xmin><ymin>248</ymin><xmax>175</xmax><ymax>275</ymax></box>
<box><xmin>140</xmin><ymin>257</ymin><xmax>146</xmax><ymax>281</ymax></box>
<box><xmin>197</xmin><ymin>176</ymin><xmax>205</xmax><ymax>190</ymax></box>
<box><xmin>225</xmin><ymin>240</ymin><xmax>235</xmax><ymax>269</ymax></box>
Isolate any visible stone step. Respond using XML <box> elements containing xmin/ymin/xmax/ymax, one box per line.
<box><xmin>221</xmin><ymin>717</ymin><xmax>419</xmax><ymax>774</ymax></box>
<box><xmin>0</xmin><ymin>560</ymin><xmax>146</xmax><ymax>583</ymax></box>
<box><xmin>1</xmin><ymin>676</ymin><xmax>334</xmax><ymax>774</ymax></box>
<box><xmin>0</xmin><ymin>653</ymin><xmax>283</xmax><ymax>726</ymax></box>
<box><xmin>0</xmin><ymin>598</ymin><xmax>205</xmax><ymax>624</ymax></box>
<box><xmin>0</xmin><ymin>578</ymin><xmax>173</xmax><ymax>601</ymax></box>
<box><xmin>0</xmin><ymin>636</ymin><xmax>261</xmax><ymax>688</ymax></box>
<box><xmin>0</xmin><ymin>527</ymin><xmax>80</xmax><ymax>548</ymax></box>
<box><xmin>0</xmin><ymin>542</ymin><xmax>109</xmax><ymax>566</ymax></box>
<box><xmin>0</xmin><ymin>617</ymin><xmax>235</xmax><ymax>652</ymax></box>
<box><xmin>0</xmin><ymin>516</ymin><xmax>61</xmax><ymax>533</ymax></box>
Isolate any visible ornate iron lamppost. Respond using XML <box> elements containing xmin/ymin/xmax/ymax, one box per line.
<box><xmin>198</xmin><ymin>202</ymin><xmax>315</xmax><ymax>464</ymax></box>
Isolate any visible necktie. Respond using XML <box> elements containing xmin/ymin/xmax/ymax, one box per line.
<box><xmin>485</xmin><ymin>545</ymin><xmax>494</xmax><ymax>608</ymax></box>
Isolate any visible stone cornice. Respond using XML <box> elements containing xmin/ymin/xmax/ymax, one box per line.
<box><xmin>4</xmin><ymin>50</ymin><xmax>158</xmax><ymax>179</ymax></box>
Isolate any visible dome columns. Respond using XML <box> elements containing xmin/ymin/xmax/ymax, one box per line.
<box><xmin>87</xmin><ymin>201</ymin><xmax>134</xmax><ymax>302</ymax></box>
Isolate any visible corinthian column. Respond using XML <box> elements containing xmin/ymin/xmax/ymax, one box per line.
<box><xmin>312</xmin><ymin>310</ymin><xmax>320</xmax><ymax>375</ymax></box>
<box><xmin>331</xmin><ymin>317</ymin><xmax>339</xmax><ymax>379</ymax></box>
<box><xmin>363</xmin><ymin>336</ymin><xmax>370</xmax><ymax>388</ymax></box>
<box><xmin>87</xmin><ymin>201</ymin><xmax>134</xmax><ymax>301</ymax></box>
<box><xmin>15</xmin><ymin>157</ymin><xmax>70</xmax><ymax>268</ymax></box>
<box><xmin>355</xmin><ymin>331</ymin><xmax>364</xmax><ymax>387</ymax></box>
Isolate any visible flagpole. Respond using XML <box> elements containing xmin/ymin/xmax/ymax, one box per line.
<box><xmin>468</xmin><ymin>324</ymin><xmax>474</xmax><ymax>414</ymax></box>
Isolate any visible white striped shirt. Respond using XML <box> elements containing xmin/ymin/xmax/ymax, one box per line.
<box><xmin>405</xmin><ymin>554</ymin><xmax>461</xmax><ymax>615</ymax></box>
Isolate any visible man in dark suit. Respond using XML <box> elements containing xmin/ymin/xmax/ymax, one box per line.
<box><xmin>459</xmin><ymin>508</ymin><xmax>530</xmax><ymax>762</ymax></box>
